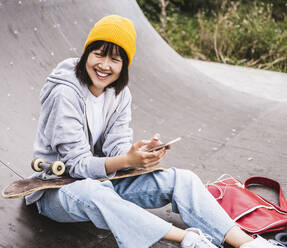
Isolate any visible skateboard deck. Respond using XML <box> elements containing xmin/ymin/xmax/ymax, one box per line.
<box><xmin>2</xmin><ymin>167</ymin><xmax>166</xmax><ymax>199</ymax></box>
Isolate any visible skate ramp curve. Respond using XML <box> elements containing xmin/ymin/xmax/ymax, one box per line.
<box><xmin>0</xmin><ymin>0</ymin><xmax>286</xmax><ymax>247</ymax></box>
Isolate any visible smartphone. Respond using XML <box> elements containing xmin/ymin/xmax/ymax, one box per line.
<box><xmin>147</xmin><ymin>137</ymin><xmax>182</xmax><ymax>152</ymax></box>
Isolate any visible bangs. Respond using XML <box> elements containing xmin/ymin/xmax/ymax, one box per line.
<box><xmin>101</xmin><ymin>41</ymin><xmax>121</xmax><ymax>58</ymax></box>
<box><xmin>86</xmin><ymin>40</ymin><xmax>125</xmax><ymax>60</ymax></box>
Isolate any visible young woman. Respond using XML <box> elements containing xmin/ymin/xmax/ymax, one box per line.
<box><xmin>26</xmin><ymin>15</ymin><xmax>282</xmax><ymax>248</ymax></box>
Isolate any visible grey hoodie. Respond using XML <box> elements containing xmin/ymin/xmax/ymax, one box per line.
<box><xmin>25</xmin><ymin>58</ymin><xmax>133</xmax><ymax>205</ymax></box>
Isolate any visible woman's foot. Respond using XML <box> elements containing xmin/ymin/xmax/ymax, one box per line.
<box><xmin>181</xmin><ymin>228</ymin><xmax>218</xmax><ymax>248</ymax></box>
<box><xmin>240</xmin><ymin>236</ymin><xmax>286</xmax><ymax>247</ymax></box>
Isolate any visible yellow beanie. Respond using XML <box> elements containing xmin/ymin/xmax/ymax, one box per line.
<box><xmin>84</xmin><ymin>15</ymin><xmax>137</xmax><ymax>66</ymax></box>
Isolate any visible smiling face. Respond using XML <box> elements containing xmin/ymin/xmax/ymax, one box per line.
<box><xmin>86</xmin><ymin>45</ymin><xmax>123</xmax><ymax>97</ymax></box>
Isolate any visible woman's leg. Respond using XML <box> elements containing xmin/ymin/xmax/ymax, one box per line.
<box><xmin>38</xmin><ymin>178</ymin><xmax>172</xmax><ymax>248</ymax></box>
<box><xmin>161</xmin><ymin>225</ymin><xmax>253</xmax><ymax>247</ymax></box>
<box><xmin>113</xmin><ymin>168</ymin><xmax>281</xmax><ymax>248</ymax></box>
<box><xmin>112</xmin><ymin>168</ymin><xmax>236</xmax><ymax>246</ymax></box>
<box><xmin>224</xmin><ymin>226</ymin><xmax>253</xmax><ymax>248</ymax></box>
<box><xmin>163</xmin><ymin>226</ymin><xmax>187</xmax><ymax>242</ymax></box>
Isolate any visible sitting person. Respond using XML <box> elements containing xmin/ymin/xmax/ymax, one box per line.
<box><xmin>25</xmin><ymin>15</ymin><xmax>282</xmax><ymax>248</ymax></box>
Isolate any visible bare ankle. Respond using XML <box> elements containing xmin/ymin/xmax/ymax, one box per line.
<box><xmin>224</xmin><ymin>226</ymin><xmax>253</xmax><ymax>248</ymax></box>
<box><xmin>163</xmin><ymin>226</ymin><xmax>187</xmax><ymax>243</ymax></box>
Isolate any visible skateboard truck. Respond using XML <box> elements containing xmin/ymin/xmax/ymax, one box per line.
<box><xmin>38</xmin><ymin>171</ymin><xmax>62</xmax><ymax>180</ymax></box>
<box><xmin>31</xmin><ymin>158</ymin><xmax>66</xmax><ymax>180</ymax></box>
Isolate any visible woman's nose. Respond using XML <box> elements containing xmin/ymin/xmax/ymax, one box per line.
<box><xmin>99</xmin><ymin>57</ymin><xmax>111</xmax><ymax>70</ymax></box>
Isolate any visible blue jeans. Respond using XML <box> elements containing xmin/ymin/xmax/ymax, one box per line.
<box><xmin>39</xmin><ymin>168</ymin><xmax>235</xmax><ymax>247</ymax></box>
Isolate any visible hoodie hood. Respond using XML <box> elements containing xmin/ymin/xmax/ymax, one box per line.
<box><xmin>40</xmin><ymin>58</ymin><xmax>88</xmax><ymax>104</ymax></box>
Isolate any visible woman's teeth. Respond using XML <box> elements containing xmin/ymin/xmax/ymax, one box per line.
<box><xmin>96</xmin><ymin>70</ymin><xmax>109</xmax><ymax>77</ymax></box>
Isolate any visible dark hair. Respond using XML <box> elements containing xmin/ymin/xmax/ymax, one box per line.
<box><xmin>75</xmin><ymin>40</ymin><xmax>129</xmax><ymax>96</ymax></box>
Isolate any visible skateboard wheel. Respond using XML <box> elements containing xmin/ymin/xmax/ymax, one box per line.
<box><xmin>51</xmin><ymin>161</ymin><xmax>65</xmax><ymax>176</ymax></box>
<box><xmin>31</xmin><ymin>158</ymin><xmax>45</xmax><ymax>172</ymax></box>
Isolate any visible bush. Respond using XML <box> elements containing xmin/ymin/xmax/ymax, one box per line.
<box><xmin>137</xmin><ymin>0</ymin><xmax>287</xmax><ymax>21</ymax></box>
<box><xmin>195</xmin><ymin>1</ymin><xmax>287</xmax><ymax>72</ymax></box>
<box><xmin>138</xmin><ymin>0</ymin><xmax>287</xmax><ymax>72</ymax></box>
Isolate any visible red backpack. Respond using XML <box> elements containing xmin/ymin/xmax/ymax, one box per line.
<box><xmin>207</xmin><ymin>175</ymin><xmax>287</xmax><ymax>234</ymax></box>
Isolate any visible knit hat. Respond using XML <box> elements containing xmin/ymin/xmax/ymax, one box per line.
<box><xmin>84</xmin><ymin>15</ymin><xmax>137</xmax><ymax>66</ymax></box>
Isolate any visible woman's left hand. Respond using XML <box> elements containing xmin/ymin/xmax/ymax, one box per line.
<box><xmin>105</xmin><ymin>133</ymin><xmax>168</xmax><ymax>173</ymax></box>
<box><xmin>141</xmin><ymin>133</ymin><xmax>170</xmax><ymax>152</ymax></box>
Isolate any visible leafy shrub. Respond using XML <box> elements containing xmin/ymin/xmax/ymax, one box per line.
<box><xmin>195</xmin><ymin>1</ymin><xmax>287</xmax><ymax>72</ymax></box>
<box><xmin>138</xmin><ymin>0</ymin><xmax>287</xmax><ymax>72</ymax></box>
<box><xmin>137</xmin><ymin>0</ymin><xmax>287</xmax><ymax>21</ymax></box>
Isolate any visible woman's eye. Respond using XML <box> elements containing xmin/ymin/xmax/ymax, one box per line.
<box><xmin>93</xmin><ymin>50</ymin><xmax>104</xmax><ymax>56</ymax></box>
<box><xmin>112</xmin><ymin>57</ymin><xmax>121</xmax><ymax>62</ymax></box>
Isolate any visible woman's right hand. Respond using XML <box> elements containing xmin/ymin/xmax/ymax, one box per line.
<box><xmin>105</xmin><ymin>137</ymin><xmax>167</xmax><ymax>174</ymax></box>
<box><xmin>124</xmin><ymin>139</ymin><xmax>166</xmax><ymax>168</ymax></box>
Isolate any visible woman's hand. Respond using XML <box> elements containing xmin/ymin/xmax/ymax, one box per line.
<box><xmin>124</xmin><ymin>133</ymin><xmax>170</xmax><ymax>168</ymax></box>
<box><xmin>125</xmin><ymin>139</ymin><xmax>166</xmax><ymax>168</ymax></box>
<box><xmin>141</xmin><ymin>133</ymin><xmax>171</xmax><ymax>152</ymax></box>
<box><xmin>105</xmin><ymin>133</ymin><xmax>168</xmax><ymax>174</ymax></box>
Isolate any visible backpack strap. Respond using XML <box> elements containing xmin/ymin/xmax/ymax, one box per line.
<box><xmin>244</xmin><ymin>176</ymin><xmax>287</xmax><ymax>210</ymax></box>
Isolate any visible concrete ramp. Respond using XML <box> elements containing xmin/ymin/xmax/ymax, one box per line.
<box><xmin>1</xmin><ymin>0</ymin><xmax>286</xmax><ymax>247</ymax></box>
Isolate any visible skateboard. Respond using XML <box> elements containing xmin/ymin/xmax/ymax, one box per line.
<box><xmin>2</xmin><ymin>158</ymin><xmax>166</xmax><ymax>199</ymax></box>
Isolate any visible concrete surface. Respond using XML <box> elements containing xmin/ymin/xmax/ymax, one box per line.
<box><xmin>0</xmin><ymin>0</ymin><xmax>286</xmax><ymax>247</ymax></box>
<box><xmin>187</xmin><ymin>59</ymin><xmax>287</xmax><ymax>102</ymax></box>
